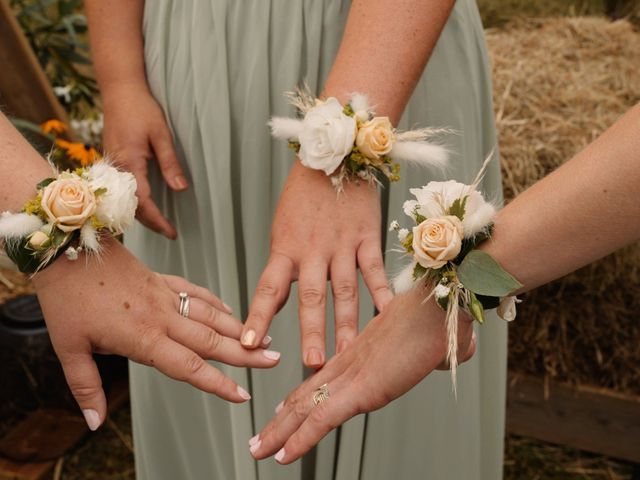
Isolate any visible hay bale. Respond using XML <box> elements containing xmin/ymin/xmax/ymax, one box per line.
<box><xmin>487</xmin><ymin>17</ymin><xmax>640</xmax><ymax>394</ymax></box>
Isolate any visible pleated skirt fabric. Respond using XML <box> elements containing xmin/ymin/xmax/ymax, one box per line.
<box><xmin>126</xmin><ymin>0</ymin><xmax>507</xmax><ymax>478</ymax></box>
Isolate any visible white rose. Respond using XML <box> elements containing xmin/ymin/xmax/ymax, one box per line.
<box><xmin>298</xmin><ymin>98</ymin><xmax>357</xmax><ymax>175</ymax></box>
<box><xmin>355</xmin><ymin>116</ymin><xmax>394</xmax><ymax>162</ymax></box>
<box><xmin>412</xmin><ymin>216</ymin><xmax>463</xmax><ymax>269</ymax></box>
<box><xmin>40</xmin><ymin>177</ymin><xmax>97</xmax><ymax>232</ymax></box>
<box><xmin>87</xmin><ymin>163</ymin><xmax>138</xmax><ymax>234</ymax></box>
<box><xmin>497</xmin><ymin>296</ymin><xmax>520</xmax><ymax>322</ymax></box>
<box><xmin>407</xmin><ymin>180</ymin><xmax>496</xmax><ymax>236</ymax></box>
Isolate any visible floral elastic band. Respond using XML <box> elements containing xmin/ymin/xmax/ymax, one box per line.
<box><xmin>391</xmin><ymin>155</ymin><xmax>522</xmax><ymax>392</ymax></box>
<box><xmin>0</xmin><ymin>159</ymin><xmax>137</xmax><ymax>274</ymax></box>
<box><xmin>269</xmin><ymin>86</ymin><xmax>449</xmax><ymax>191</ymax></box>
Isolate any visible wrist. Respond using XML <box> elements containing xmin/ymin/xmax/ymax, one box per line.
<box><xmin>100</xmin><ymin>79</ymin><xmax>152</xmax><ymax>106</ymax></box>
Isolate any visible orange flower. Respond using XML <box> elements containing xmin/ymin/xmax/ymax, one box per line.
<box><xmin>41</xmin><ymin>119</ymin><xmax>68</xmax><ymax>135</ymax></box>
<box><xmin>55</xmin><ymin>139</ymin><xmax>101</xmax><ymax>166</ymax></box>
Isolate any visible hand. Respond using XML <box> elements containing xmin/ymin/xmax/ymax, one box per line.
<box><xmin>248</xmin><ymin>287</ymin><xmax>476</xmax><ymax>464</ymax></box>
<box><xmin>102</xmin><ymin>84</ymin><xmax>186</xmax><ymax>239</ymax></box>
<box><xmin>33</xmin><ymin>239</ymin><xmax>280</xmax><ymax>431</ymax></box>
<box><xmin>241</xmin><ymin>161</ymin><xmax>394</xmax><ymax>367</ymax></box>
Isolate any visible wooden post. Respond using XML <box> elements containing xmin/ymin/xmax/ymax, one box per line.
<box><xmin>0</xmin><ymin>0</ymin><xmax>68</xmax><ymax>124</ymax></box>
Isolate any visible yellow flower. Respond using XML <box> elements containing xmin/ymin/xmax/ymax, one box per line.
<box><xmin>55</xmin><ymin>139</ymin><xmax>101</xmax><ymax>166</ymax></box>
<box><xmin>41</xmin><ymin>119</ymin><xmax>68</xmax><ymax>135</ymax></box>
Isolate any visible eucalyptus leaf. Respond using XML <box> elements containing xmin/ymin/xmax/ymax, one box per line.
<box><xmin>457</xmin><ymin>250</ymin><xmax>522</xmax><ymax>297</ymax></box>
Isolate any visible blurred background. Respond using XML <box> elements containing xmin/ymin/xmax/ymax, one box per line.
<box><xmin>0</xmin><ymin>0</ymin><xmax>638</xmax><ymax>479</ymax></box>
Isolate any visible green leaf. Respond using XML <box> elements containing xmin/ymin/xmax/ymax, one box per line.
<box><xmin>94</xmin><ymin>187</ymin><xmax>107</xmax><ymax>196</ymax></box>
<box><xmin>457</xmin><ymin>250</ymin><xmax>523</xmax><ymax>297</ymax></box>
<box><xmin>412</xmin><ymin>263</ymin><xmax>428</xmax><ymax>281</ymax></box>
<box><xmin>36</xmin><ymin>178</ymin><xmax>55</xmax><ymax>190</ymax></box>
<box><xmin>448</xmin><ymin>196</ymin><xmax>468</xmax><ymax>221</ymax></box>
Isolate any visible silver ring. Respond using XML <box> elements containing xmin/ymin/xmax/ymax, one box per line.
<box><xmin>178</xmin><ymin>292</ymin><xmax>190</xmax><ymax>317</ymax></box>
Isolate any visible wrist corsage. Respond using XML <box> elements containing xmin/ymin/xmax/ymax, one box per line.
<box><xmin>390</xmin><ymin>155</ymin><xmax>522</xmax><ymax>391</ymax></box>
<box><xmin>269</xmin><ymin>86</ymin><xmax>449</xmax><ymax>192</ymax></box>
<box><xmin>0</xmin><ymin>160</ymin><xmax>137</xmax><ymax>274</ymax></box>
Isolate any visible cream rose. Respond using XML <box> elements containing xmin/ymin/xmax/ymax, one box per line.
<box><xmin>298</xmin><ymin>98</ymin><xmax>357</xmax><ymax>175</ymax></box>
<box><xmin>497</xmin><ymin>296</ymin><xmax>520</xmax><ymax>322</ymax></box>
<box><xmin>28</xmin><ymin>230</ymin><xmax>50</xmax><ymax>249</ymax></box>
<box><xmin>40</xmin><ymin>177</ymin><xmax>97</xmax><ymax>232</ymax></box>
<box><xmin>412</xmin><ymin>216</ymin><xmax>463</xmax><ymax>269</ymax></box>
<box><xmin>355</xmin><ymin>116</ymin><xmax>394</xmax><ymax>161</ymax></box>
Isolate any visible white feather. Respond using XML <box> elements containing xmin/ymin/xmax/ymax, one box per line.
<box><xmin>268</xmin><ymin>117</ymin><xmax>303</xmax><ymax>141</ymax></box>
<box><xmin>0</xmin><ymin>212</ymin><xmax>43</xmax><ymax>238</ymax></box>
<box><xmin>80</xmin><ymin>224</ymin><xmax>100</xmax><ymax>253</ymax></box>
<box><xmin>349</xmin><ymin>93</ymin><xmax>371</xmax><ymax>113</ymax></box>
<box><xmin>392</xmin><ymin>261</ymin><xmax>417</xmax><ymax>294</ymax></box>
<box><xmin>462</xmin><ymin>202</ymin><xmax>497</xmax><ymax>237</ymax></box>
<box><xmin>389</xmin><ymin>142</ymin><xmax>449</xmax><ymax>169</ymax></box>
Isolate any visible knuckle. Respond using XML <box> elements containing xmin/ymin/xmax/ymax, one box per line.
<box><xmin>202</xmin><ymin>329</ymin><xmax>222</xmax><ymax>353</ymax></box>
<box><xmin>308</xmin><ymin>405</ymin><xmax>331</xmax><ymax>429</ymax></box>
<box><xmin>335</xmin><ymin>319</ymin><xmax>356</xmax><ymax>333</ymax></box>
<box><xmin>363</xmin><ymin>259</ymin><xmax>384</xmax><ymax>275</ymax></box>
<box><xmin>247</xmin><ymin>310</ymin><xmax>268</xmax><ymax>326</ymax></box>
<box><xmin>184</xmin><ymin>353</ymin><xmax>207</xmax><ymax>377</ymax></box>
<box><xmin>291</xmin><ymin>396</ymin><xmax>310</xmax><ymax>420</ymax></box>
<box><xmin>302</xmin><ymin>328</ymin><xmax>323</xmax><ymax>342</ymax></box>
<box><xmin>257</xmin><ymin>281</ymin><xmax>280</xmax><ymax>299</ymax></box>
<box><xmin>206</xmin><ymin>306</ymin><xmax>220</xmax><ymax>326</ymax></box>
<box><xmin>333</xmin><ymin>282</ymin><xmax>357</xmax><ymax>302</ymax></box>
<box><xmin>136</xmin><ymin>325</ymin><xmax>164</xmax><ymax>357</ymax></box>
<box><xmin>299</xmin><ymin>288</ymin><xmax>325</xmax><ymax>307</ymax></box>
<box><xmin>68</xmin><ymin>383</ymin><xmax>101</xmax><ymax>402</ymax></box>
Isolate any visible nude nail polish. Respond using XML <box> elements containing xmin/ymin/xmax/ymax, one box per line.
<box><xmin>275</xmin><ymin>448</ymin><xmax>285</xmax><ymax>463</ymax></box>
<box><xmin>249</xmin><ymin>439</ymin><xmax>262</xmax><ymax>454</ymax></box>
<box><xmin>242</xmin><ymin>330</ymin><xmax>256</xmax><ymax>346</ymax></box>
<box><xmin>261</xmin><ymin>335</ymin><xmax>272</xmax><ymax>346</ymax></box>
<box><xmin>82</xmin><ymin>409</ymin><xmax>101</xmax><ymax>431</ymax></box>
<box><xmin>263</xmin><ymin>350</ymin><xmax>281</xmax><ymax>361</ymax></box>
<box><xmin>237</xmin><ymin>386</ymin><xmax>252</xmax><ymax>401</ymax></box>
<box><xmin>249</xmin><ymin>434</ymin><xmax>260</xmax><ymax>446</ymax></box>
<box><xmin>222</xmin><ymin>302</ymin><xmax>233</xmax><ymax>313</ymax></box>
<box><xmin>275</xmin><ymin>400</ymin><xmax>284</xmax><ymax>414</ymax></box>
<box><xmin>306</xmin><ymin>349</ymin><xmax>324</xmax><ymax>367</ymax></box>
<box><xmin>174</xmin><ymin>175</ymin><xmax>188</xmax><ymax>190</ymax></box>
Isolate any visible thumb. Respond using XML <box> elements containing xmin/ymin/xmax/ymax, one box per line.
<box><xmin>59</xmin><ymin>352</ymin><xmax>107</xmax><ymax>431</ymax></box>
<box><xmin>150</xmin><ymin>126</ymin><xmax>187</xmax><ymax>192</ymax></box>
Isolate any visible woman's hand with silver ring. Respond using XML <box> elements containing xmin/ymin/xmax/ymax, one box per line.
<box><xmin>248</xmin><ymin>287</ymin><xmax>476</xmax><ymax>464</ymax></box>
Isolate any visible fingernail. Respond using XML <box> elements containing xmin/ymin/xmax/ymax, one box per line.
<box><xmin>249</xmin><ymin>434</ymin><xmax>260</xmax><ymax>446</ymax></box>
<box><xmin>242</xmin><ymin>330</ymin><xmax>256</xmax><ymax>347</ymax></box>
<box><xmin>222</xmin><ymin>302</ymin><xmax>233</xmax><ymax>313</ymax></box>
<box><xmin>82</xmin><ymin>409</ymin><xmax>101</xmax><ymax>431</ymax></box>
<box><xmin>275</xmin><ymin>400</ymin><xmax>284</xmax><ymax>413</ymax></box>
<box><xmin>261</xmin><ymin>335</ymin><xmax>272</xmax><ymax>347</ymax></box>
<box><xmin>237</xmin><ymin>386</ymin><xmax>252</xmax><ymax>401</ymax></box>
<box><xmin>306</xmin><ymin>349</ymin><xmax>324</xmax><ymax>367</ymax></box>
<box><xmin>263</xmin><ymin>350</ymin><xmax>281</xmax><ymax>361</ymax></box>
<box><xmin>249</xmin><ymin>439</ymin><xmax>262</xmax><ymax>454</ymax></box>
<box><xmin>275</xmin><ymin>448</ymin><xmax>285</xmax><ymax>463</ymax></box>
<box><xmin>337</xmin><ymin>339</ymin><xmax>349</xmax><ymax>354</ymax></box>
<box><xmin>174</xmin><ymin>175</ymin><xmax>188</xmax><ymax>190</ymax></box>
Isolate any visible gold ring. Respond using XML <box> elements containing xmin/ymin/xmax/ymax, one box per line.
<box><xmin>312</xmin><ymin>384</ymin><xmax>330</xmax><ymax>406</ymax></box>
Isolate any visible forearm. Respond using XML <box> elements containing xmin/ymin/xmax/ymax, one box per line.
<box><xmin>0</xmin><ymin>113</ymin><xmax>53</xmax><ymax>211</ymax></box>
<box><xmin>482</xmin><ymin>103</ymin><xmax>640</xmax><ymax>291</ymax></box>
<box><xmin>85</xmin><ymin>0</ymin><xmax>147</xmax><ymax>99</ymax></box>
<box><xmin>323</xmin><ymin>0</ymin><xmax>455</xmax><ymax>123</ymax></box>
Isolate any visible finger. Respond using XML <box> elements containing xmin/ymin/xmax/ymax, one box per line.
<box><xmin>140</xmin><ymin>334</ymin><xmax>251</xmax><ymax>402</ymax></box>
<box><xmin>161</xmin><ymin>274</ymin><xmax>232</xmax><ymax>314</ymax></box>
<box><xmin>330</xmin><ymin>252</ymin><xmax>359</xmax><ymax>353</ymax></box>
<box><xmin>357</xmin><ymin>238</ymin><xmax>393</xmax><ymax>312</ymax></box>
<box><xmin>242</xmin><ymin>254</ymin><xmax>294</xmax><ymax>348</ymax></box>
<box><xmin>183</xmin><ymin>297</ymin><xmax>242</xmax><ymax>340</ymax></box>
<box><xmin>166</xmin><ymin>317</ymin><xmax>280</xmax><ymax>368</ymax></box>
<box><xmin>137</xmin><ymin>194</ymin><xmax>178</xmax><ymax>239</ymax></box>
<box><xmin>127</xmin><ymin>162</ymin><xmax>177</xmax><ymax>239</ymax></box>
<box><xmin>149</xmin><ymin>127</ymin><xmax>188</xmax><ymax>191</ymax></box>
<box><xmin>298</xmin><ymin>260</ymin><xmax>329</xmax><ymax>368</ymax></box>
<box><xmin>251</xmin><ymin>373</ymin><xmax>349</xmax><ymax>459</ymax></box>
<box><xmin>274</xmin><ymin>388</ymin><xmax>361</xmax><ymax>464</ymax></box>
<box><xmin>58</xmin><ymin>351</ymin><xmax>107</xmax><ymax>431</ymax></box>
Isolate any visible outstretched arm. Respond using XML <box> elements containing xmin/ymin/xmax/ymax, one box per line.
<box><xmin>242</xmin><ymin>0</ymin><xmax>456</xmax><ymax>367</ymax></box>
<box><xmin>250</xmin><ymin>103</ymin><xmax>640</xmax><ymax>463</ymax></box>
<box><xmin>0</xmin><ymin>113</ymin><xmax>280</xmax><ymax>430</ymax></box>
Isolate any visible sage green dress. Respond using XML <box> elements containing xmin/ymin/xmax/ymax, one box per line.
<box><xmin>126</xmin><ymin>0</ymin><xmax>507</xmax><ymax>479</ymax></box>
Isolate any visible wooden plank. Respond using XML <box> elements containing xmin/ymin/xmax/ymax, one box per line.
<box><xmin>0</xmin><ymin>377</ymin><xmax>129</xmax><ymax>480</ymax></box>
<box><xmin>0</xmin><ymin>0</ymin><xmax>68</xmax><ymax>124</ymax></box>
<box><xmin>506</xmin><ymin>372</ymin><xmax>640</xmax><ymax>463</ymax></box>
